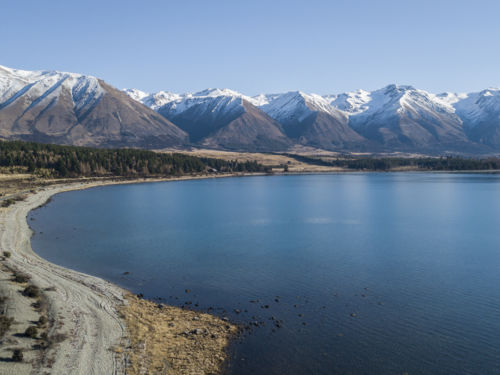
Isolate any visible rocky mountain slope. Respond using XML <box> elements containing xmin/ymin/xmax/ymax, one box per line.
<box><xmin>2</xmin><ymin>64</ymin><xmax>500</xmax><ymax>154</ymax></box>
<box><xmin>256</xmin><ymin>91</ymin><xmax>365</xmax><ymax>150</ymax></box>
<box><xmin>330</xmin><ymin>85</ymin><xmax>471</xmax><ymax>152</ymax></box>
<box><xmin>131</xmin><ymin>84</ymin><xmax>500</xmax><ymax>153</ymax></box>
<box><xmin>438</xmin><ymin>88</ymin><xmax>500</xmax><ymax>147</ymax></box>
<box><xmin>131</xmin><ymin>88</ymin><xmax>291</xmax><ymax>151</ymax></box>
<box><xmin>0</xmin><ymin>65</ymin><xmax>188</xmax><ymax>148</ymax></box>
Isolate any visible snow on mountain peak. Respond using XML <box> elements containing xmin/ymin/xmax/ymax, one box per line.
<box><xmin>326</xmin><ymin>89</ymin><xmax>371</xmax><ymax>114</ymax></box>
<box><xmin>189</xmin><ymin>88</ymin><xmax>243</xmax><ymax>99</ymax></box>
<box><xmin>123</xmin><ymin>88</ymin><xmax>148</xmax><ymax>102</ymax></box>
<box><xmin>451</xmin><ymin>88</ymin><xmax>500</xmax><ymax>127</ymax></box>
<box><xmin>141</xmin><ymin>88</ymin><xmax>250</xmax><ymax>121</ymax></box>
<box><xmin>259</xmin><ymin>91</ymin><xmax>343</xmax><ymax>124</ymax></box>
<box><xmin>0</xmin><ymin>64</ymin><xmax>105</xmax><ymax>113</ymax></box>
<box><xmin>383</xmin><ymin>83</ymin><xmax>415</xmax><ymax>92</ymax></box>
<box><xmin>145</xmin><ymin>91</ymin><xmax>182</xmax><ymax>110</ymax></box>
<box><xmin>122</xmin><ymin>81</ymin><xmax>500</xmax><ymax>138</ymax></box>
<box><xmin>124</xmin><ymin>87</ymin><xmax>252</xmax><ymax>115</ymax></box>
<box><xmin>434</xmin><ymin>92</ymin><xmax>468</xmax><ymax>106</ymax></box>
<box><xmin>247</xmin><ymin>93</ymin><xmax>281</xmax><ymax>107</ymax></box>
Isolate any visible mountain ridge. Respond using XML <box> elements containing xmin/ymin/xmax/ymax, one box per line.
<box><xmin>1</xmin><ymin>64</ymin><xmax>500</xmax><ymax>154</ymax></box>
<box><xmin>0</xmin><ymin>65</ymin><xmax>188</xmax><ymax>148</ymax></box>
<box><xmin>128</xmin><ymin>84</ymin><xmax>500</xmax><ymax>153</ymax></box>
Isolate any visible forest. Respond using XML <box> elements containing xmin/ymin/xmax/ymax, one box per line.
<box><xmin>2</xmin><ymin>140</ymin><xmax>499</xmax><ymax>179</ymax></box>
<box><xmin>285</xmin><ymin>154</ymin><xmax>500</xmax><ymax>171</ymax></box>
<box><xmin>0</xmin><ymin>141</ymin><xmax>268</xmax><ymax>178</ymax></box>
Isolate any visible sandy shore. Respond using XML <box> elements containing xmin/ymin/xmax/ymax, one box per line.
<box><xmin>0</xmin><ymin>182</ymin><xmax>130</xmax><ymax>374</ymax></box>
<box><xmin>0</xmin><ymin>176</ymin><xmax>239</xmax><ymax>374</ymax></box>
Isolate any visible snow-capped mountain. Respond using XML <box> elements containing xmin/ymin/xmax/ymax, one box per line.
<box><xmin>123</xmin><ymin>89</ymin><xmax>182</xmax><ymax>111</ymax></box>
<box><xmin>122</xmin><ymin>88</ymin><xmax>148</xmax><ymax>103</ymax></box>
<box><xmin>127</xmin><ymin>88</ymin><xmax>366</xmax><ymax>150</ymax></box>
<box><xmin>330</xmin><ymin>84</ymin><xmax>470</xmax><ymax>150</ymax></box>
<box><xmin>449</xmin><ymin>89</ymin><xmax>500</xmax><ymax>146</ymax></box>
<box><xmin>246</xmin><ymin>93</ymin><xmax>281</xmax><ymax>107</ymax></box>
<box><xmin>3</xmin><ymin>62</ymin><xmax>500</xmax><ymax>153</ymax></box>
<box><xmin>126</xmin><ymin>83</ymin><xmax>500</xmax><ymax>153</ymax></box>
<box><xmin>257</xmin><ymin>91</ymin><xmax>364</xmax><ymax>149</ymax></box>
<box><xmin>127</xmin><ymin>88</ymin><xmax>290</xmax><ymax>151</ymax></box>
<box><xmin>0</xmin><ymin>65</ymin><xmax>187</xmax><ymax>148</ymax></box>
<box><xmin>0</xmin><ymin>65</ymin><xmax>105</xmax><ymax>129</ymax></box>
<box><xmin>260</xmin><ymin>91</ymin><xmax>341</xmax><ymax>122</ymax></box>
<box><xmin>157</xmin><ymin>88</ymin><xmax>247</xmax><ymax>132</ymax></box>
<box><xmin>325</xmin><ymin>89</ymin><xmax>371</xmax><ymax>115</ymax></box>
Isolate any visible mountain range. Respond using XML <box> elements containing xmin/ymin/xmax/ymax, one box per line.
<box><xmin>1</xmin><ymin>64</ymin><xmax>500</xmax><ymax>154</ymax></box>
<box><xmin>0</xmin><ymin>65</ymin><xmax>187</xmax><ymax>148</ymax></box>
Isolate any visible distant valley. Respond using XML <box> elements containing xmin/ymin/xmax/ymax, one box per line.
<box><xmin>1</xmin><ymin>64</ymin><xmax>500</xmax><ymax>154</ymax></box>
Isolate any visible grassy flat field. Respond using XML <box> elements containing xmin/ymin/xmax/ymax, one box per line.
<box><xmin>160</xmin><ymin>148</ymin><xmax>346</xmax><ymax>173</ymax></box>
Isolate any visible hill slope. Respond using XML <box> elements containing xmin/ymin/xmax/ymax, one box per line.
<box><xmin>330</xmin><ymin>85</ymin><xmax>475</xmax><ymax>152</ymax></box>
<box><xmin>133</xmin><ymin>88</ymin><xmax>291</xmax><ymax>151</ymax></box>
<box><xmin>257</xmin><ymin>91</ymin><xmax>366</xmax><ymax>150</ymax></box>
<box><xmin>439</xmin><ymin>89</ymin><xmax>500</xmax><ymax>147</ymax></box>
<box><xmin>0</xmin><ymin>65</ymin><xmax>188</xmax><ymax>148</ymax></box>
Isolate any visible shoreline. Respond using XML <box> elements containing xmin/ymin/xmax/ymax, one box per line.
<box><xmin>1</xmin><ymin>169</ymin><xmax>498</xmax><ymax>373</ymax></box>
<box><xmin>0</xmin><ymin>174</ymin><xmax>244</xmax><ymax>375</ymax></box>
<box><xmin>0</xmin><ymin>182</ymin><xmax>128</xmax><ymax>374</ymax></box>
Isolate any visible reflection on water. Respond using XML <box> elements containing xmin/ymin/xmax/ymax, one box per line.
<box><xmin>30</xmin><ymin>174</ymin><xmax>500</xmax><ymax>374</ymax></box>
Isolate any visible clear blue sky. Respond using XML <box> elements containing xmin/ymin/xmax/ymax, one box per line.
<box><xmin>2</xmin><ymin>0</ymin><xmax>500</xmax><ymax>95</ymax></box>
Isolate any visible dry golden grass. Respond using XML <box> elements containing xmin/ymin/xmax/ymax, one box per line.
<box><xmin>120</xmin><ymin>294</ymin><xmax>238</xmax><ymax>375</ymax></box>
<box><xmin>160</xmin><ymin>148</ymin><xmax>295</xmax><ymax>165</ymax></box>
<box><xmin>0</xmin><ymin>173</ymin><xmax>39</xmax><ymax>197</ymax></box>
<box><xmin>161</xmin><ymin>148</ymin><xmax>345</xmax><ymax>173</ymax></box>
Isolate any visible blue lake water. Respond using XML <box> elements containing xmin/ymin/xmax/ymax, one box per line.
<box><xmin>29</xmin><ymin>174</ymin><xmax>500</xmax><ymax>374</ymax></box>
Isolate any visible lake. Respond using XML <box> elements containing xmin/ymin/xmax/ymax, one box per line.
<box><xmin>29</xmin><ymin>173</ymin><xmax>500</xmax><ymax>374</ymax></box>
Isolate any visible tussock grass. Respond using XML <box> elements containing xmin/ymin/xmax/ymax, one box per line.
<box><xmin>23</xmin><ymin>284</ymin><xmax>41</xmax><ymax>298</ymax></box>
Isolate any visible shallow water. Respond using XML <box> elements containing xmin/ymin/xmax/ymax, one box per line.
<box><xmin>30</xmin><ymin>174</ymin><xmax>500</xmax><ymax>374</ymax></box>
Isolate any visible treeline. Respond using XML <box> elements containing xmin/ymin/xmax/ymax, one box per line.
<box><xmin>339</xmin><ymin>157</ymin><xmax>500</xmax><ymax>171</ymax></box>
<box><xmin>284</xmin><ymin>153</ymin><xmax>500</xmax><ymax>171</ymax></box>
<box><xmin>0</xmin><ymin>141</ymin><xmax>268</xmax><ymax>177</ymax></box>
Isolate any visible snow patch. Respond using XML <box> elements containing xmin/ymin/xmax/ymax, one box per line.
<box><xmin>0</xmin><ymin>64</ymin><xmax>105</xmax><ymax>113</ymax></box>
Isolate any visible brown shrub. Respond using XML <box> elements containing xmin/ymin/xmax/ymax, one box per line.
<box><xmin>12</xmin><ymin>348</ymin><xmax>23</xmax><ymax>362</ymax></box>
<box><xmin>38</xmin><ymin>315</ymin><xmax>48</xmax><ymax>326</ymax></box>
<box><xmin>25</xmin><ymin>325</ymin><xmax>38</xmax><ymax>338</ymax></box>
<box><xmin>0</xmin><ymin>316</ymin><xmax>14</xmax><ymax>337</ymax></box>
<box><xmin>13</xmin><ymin>272</ymin><xmax>31</xmax><ymax>283</ymax></box>
<box><xmin>23</xmin><ymin>285</ymin><xmax>40</xmax><ymax>298</ymax></box>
